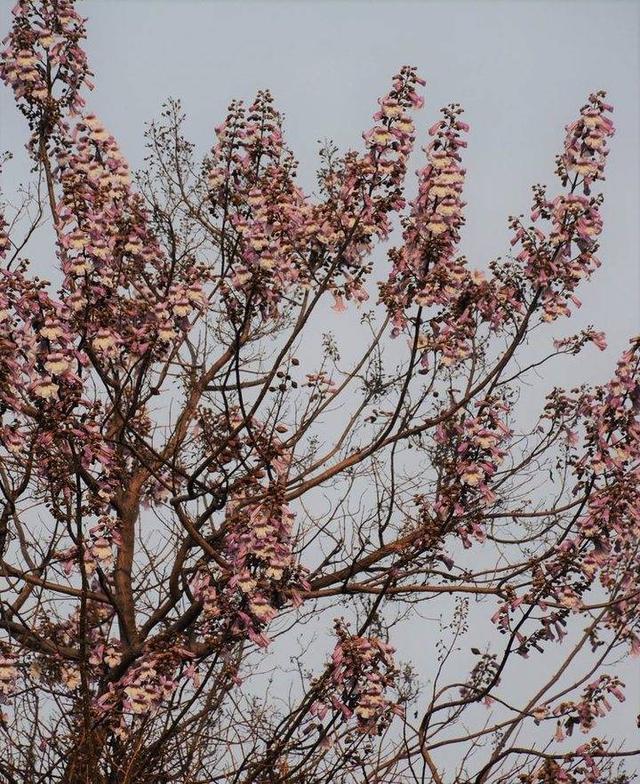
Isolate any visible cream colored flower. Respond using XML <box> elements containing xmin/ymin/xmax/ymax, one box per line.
<box><xmin>172</xmin><ymin>299</ymin><xmax>192</xmax><ymax>317</ymax></box>
<box><xmin>40</xmin><ymin>321</ymin><xmax>64</xmax><ymax>340</ymax></box>
<box><xmin>62</xmin><ymin>667</ymin><xmax>81</xmax><ymax>689</ymax></box>
<box><xmin>93</xmin><ymin>330</ymin><xmax>118</xmax><ymax>352</ymax></box>
<box><xmin>44</xmin><ymin>354</ymin><xmax>71</xmax><ymax>375</ymax></box>
<box><xmin>34</xmin><ymin>379</ymin><xmax>59</xmax><ymax>399</ymax></box>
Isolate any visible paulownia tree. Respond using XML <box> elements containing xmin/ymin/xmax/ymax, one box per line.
<box><xmin>0</xmin><ymin>2</ymin><xmax>638</xmax><ymax>783</ymax></box>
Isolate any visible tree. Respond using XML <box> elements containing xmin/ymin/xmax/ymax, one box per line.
<box><xmin>0</xmin><ymin>1</ymin><xmax>637</xmax><ymax>782</ymax></box>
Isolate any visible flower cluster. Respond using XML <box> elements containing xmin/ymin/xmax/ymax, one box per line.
<box><xmin>207</xmin><ymin>91</ymin><xmax>315</xmax><ymax>317</ymax></box>
<box><xmin>87</xmin><ymin>514</ymin><xmax>122</xmax><ymax>572</ymax></box>
<box><xmin>553</xmin><ymin>328</ymin><xmax>607</xmax><ymax>355</ymax></box>
<box><xmin>491</xmin><ymin>338</ymin><xmax>640</xmax><ymax>657</ymax></box>
<box><xmin>541</xmin><ymin>340</ymin><xmax>639</xmax><ymax>646</ymax></box>
<box><xmin>317</xmin><ymin>67</ymin><xmax>425</xmax><ymax>307</ymax></box>
<box><xmin>550</xmin><ymin>675</ymin><xmax>626</xmax><ymax>740</ymax></box>
<box><xmin>0</xmin><ymin>159</ymin><xmax>11</xmax><ymax>260</ymax></box>
<box><xmin>95</xmin><ymin>646</ymin><xmax>196</xmax><ymax>728</ymax></box>
<box><xmin>0</xmin><ymin>218</ymin><xmax>9</xmax><ymax>260</ymax></box>
<box><xmin>309</xmin><ymin>620</ymin><xmax>401</xmax><ymax>736</ymax></box>
<box><xmin>557</xmin><ymin>91</ymin><xmax>614</xmax><ymax>194</ymax></box>
<box><xmin>511</xmin><ymin>93</ymin><xmax>615</xmax><ymax>322</ymax></box>
<box><xmin>305</xmin><ymin>371</ymin><xmax>338</xmax><ymax>400</ymax></box>
<box><xmin>122</xmin><ymin>659</ymin><xmax>176</xmax><ymax>716</ymax></box>
<box><xmin>524</xmin><ymin>744</ymin><xmax>610</xmax><ymax>784</ymax></box>
<box><xmin>378</xmin><ymin>105</ymin><xmax>524</xmax><ymax>371</ymax></box>
<box><xmin>0</xmin><ymin>0</ymin><xmax>92</xmax><ymax>144</ymax></box>
<box><xmin>56</xmin><ymin>113</ymin><xmax>202</xmax><ymax>361</ymax></box>
<box><xmin>206</xmin><ymin>69</ymin><xmax>425</xmax><ymax>317</ymax></box>
<box><xmin>571</xmin><ymin>339</ymin><xmax>640</xmax><ymax>649</ymax></box>
<box><xmin>380</xmin><ymin>103</ymin><xmax>468</xmax><ymax>328</ymax></box>
<box><xmin>423</xmin><ymin>396</ymin><xmax>512</xmax><ymax>547</ymax></box>
<box><xmin>224</xmin><ymin>489</ymin><xmax>301</xmax><ymax>628</ymax></box>
<box><xmin>193</xmin><ymin>486</ymin><xmax>305</xmax><ymax>649</ymax></box>
<box><xmin>457</xmin><ymin>402</ymin><xmax>511</xmax><ymax>488</ymax></box>
<box><xmin>364</xmin><ymin>66</ymin><xmax>424</xmax><ymax>186</ymax></box>
<box><xmin>0</xmin><ymin>263</ymin><xmax>78</xmax><ymax>411</ymax></box>
<box><xmin>0</xmin><ymin>262</ymin><xmax>118</xmax><ymax>516</ymax></box>
<box><xmin>0</xmin><ymin>650</ymin><xmax>18</xmax><ymax>703</ymax></box>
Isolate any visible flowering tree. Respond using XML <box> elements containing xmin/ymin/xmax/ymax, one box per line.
<box><xmin>0</xmin><ymin>2</ymin><xmax>638</xmax><ymax>783</ymax></box>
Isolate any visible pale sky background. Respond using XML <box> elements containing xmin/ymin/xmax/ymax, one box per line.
<box><xmin>1</xmin><ymin>0</ymin><xmax>639</xmax><ymax>774</ymax></box>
